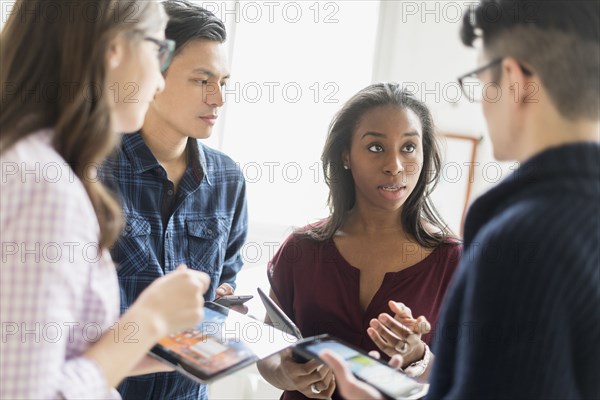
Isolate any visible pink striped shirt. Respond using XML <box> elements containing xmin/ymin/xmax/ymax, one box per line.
<box><xmin>1</xmin><ymin>130</ymin><xmax>120</xmax><ymax>399</ymax></box>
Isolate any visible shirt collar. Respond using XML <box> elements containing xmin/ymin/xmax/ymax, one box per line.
<box><xmin>464</xmin><ymin>142</ymin><xmax>600</xmax><ymax>243</ymax></box>
<box><xmin>121</xmin><ymin>132</ymin><xmax>161</xmax><ymax>173</ymax></box>
<box><xmin>188</xmin><ymin>138</ymin><xmax>212</xmax><ymax>186</ymax></box>
<box><xmin>121</xmin><ymin>131</ymin><xmax>212</xmax><ymax>186</ymax></box>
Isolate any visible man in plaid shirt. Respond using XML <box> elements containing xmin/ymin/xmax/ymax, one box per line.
<box><xmin>100</xmin><ymin>1</ymin><xmax>247</xmax><ymax>399</ymax></box>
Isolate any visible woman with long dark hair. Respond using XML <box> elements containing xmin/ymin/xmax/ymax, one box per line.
<box><xmin>1</xmin><ymin>1</ymin><xmax>209</xmax><ymax>398</ymax></box>
<box><xmin>257</xmin><ymin>83</ymin><xmax>461</xmax><ymax>399</ymax></box>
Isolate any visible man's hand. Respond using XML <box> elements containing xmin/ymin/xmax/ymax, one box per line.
<box><xmin>215</xmin><ymin>283</ymin><xmax>249</xmax><ymax>314</ymax></box>
<box><xmin>319</xmin><ymin>350</ymin><xmax>383</xmax><ymax>400</ymax></box>
<box><xmin>215</xmin><ymin>282</ymin><xmax>234</xmax><ymax>297</ymax></box>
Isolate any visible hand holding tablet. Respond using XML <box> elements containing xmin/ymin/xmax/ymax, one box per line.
<box><xmin>150</xmin><ymin>302</ymin><xmax>296</xmax><ymax>383</ymax></box>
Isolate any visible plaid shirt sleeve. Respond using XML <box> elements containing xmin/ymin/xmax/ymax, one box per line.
<box><xmin>217</xmin><ymin>166</ymin><xmax>248</xmax><ymax>288</ymax></box>
<box><xmin>1</xmin><ymin>131</ymin><xmax>121</xmax><ymax>399</ymax></box>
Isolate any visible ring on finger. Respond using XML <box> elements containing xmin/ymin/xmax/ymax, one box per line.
<box><xmin>395</xmin><ymin>340</ymin><xmax>408</xmax><ymax>353</ymax></box>
<box><xmin>310</xmin><ymin>383</ymin><xmax>322</xmax><ymax>394</ymax></box>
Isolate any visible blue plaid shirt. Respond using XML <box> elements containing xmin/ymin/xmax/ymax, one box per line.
<box><xmin>100</xmin><ymin>132</ymin><xmax>248</xmax><ymax>400</ymax></box>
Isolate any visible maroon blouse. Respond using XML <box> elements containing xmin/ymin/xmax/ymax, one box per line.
<box><xmin>268</xmin><ymin>233</ymin><xmax>461</xmax><ymax>400</ymax></box>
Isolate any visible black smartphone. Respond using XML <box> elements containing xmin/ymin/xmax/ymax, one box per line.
<box><xmin>213</xmin><ymin>294</ymin><xmax>253</xmax><ymax>308</ymax></box>
<box><xmin>293</xmin><ymin>334</ymin><xmax>428</xmax><ymax>400</ymax></box>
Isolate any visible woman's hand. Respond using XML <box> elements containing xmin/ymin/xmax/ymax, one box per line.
<box><xmin>367</xmin><ymin>301</ymin><xmax>431</xmax><ymax>367</ymax></box>
<box><xmin>133</xmin><ymin>264</ymin><xmax>210</xmax><ymax>337</ymax></box>
<box><xmin>86</xmin><ymin>265</ymin><xmax>209</xmax><ymax>388</ymax></box>
<box><xmin>279</xmin><ymin>348</ymin><xmax>336</xmax><ymax>399</ymax></box>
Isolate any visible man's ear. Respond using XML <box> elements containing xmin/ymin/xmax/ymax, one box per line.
<box><xmin>502</xmin><ymin>57</ymin><xmax>536</xmax><ymax>105</ymax></box>
<box><xmin>106</xmin><ymin>33</ymin><xmax>126</xmax><ymax>70</ymax></box>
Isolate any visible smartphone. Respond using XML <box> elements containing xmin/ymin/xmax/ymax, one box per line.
<box><xmin>293</xmin><ymin>334</ymin><xmax>428</xmax><ymax>400</ymax></box>
<box><xmin>213</xmin><ymin>294</ymin><xmax>253</xmax><ymax>308</ymax></box>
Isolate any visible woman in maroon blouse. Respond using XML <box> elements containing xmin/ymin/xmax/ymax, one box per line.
<box><xmin>257</xmin><ymin>83</ymin><xmax>462</xmax><ymax>399</ymax></box>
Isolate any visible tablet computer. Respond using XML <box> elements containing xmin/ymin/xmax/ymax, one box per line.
<box><xmin>150</xmin><ymin>302</ymin><xmax>297</xmax><ymax>383</ymax></box>
<box><xmin>257</xmin><ymin>287</ymin><xmax>302</xmax><ymax>339</ymax></box>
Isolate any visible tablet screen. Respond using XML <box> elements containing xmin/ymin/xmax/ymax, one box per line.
<box><xmin>302</xmin><ymin>339</ymin><xmax>427</xmax><ymax>399</ymax></box>
<box><xmin>152</xmin><ymin>303</ymin><xmax>297</xmax><ymax>382</ymax></box>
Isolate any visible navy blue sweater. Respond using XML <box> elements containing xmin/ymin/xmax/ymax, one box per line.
<box><xmin>428</xmin><ymin>143</ymin><xmax>600</xmax><ymax>399</ymax></box>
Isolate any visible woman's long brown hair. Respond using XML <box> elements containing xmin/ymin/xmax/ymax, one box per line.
<box><xmin>0</xmin><ymin>0</ymin><xmax>166</xmax><ymax>249</ymax></box>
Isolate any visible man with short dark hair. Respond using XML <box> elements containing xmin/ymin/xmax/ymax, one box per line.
<box><xmin>321</xmin><ymin>1</ymin><xmax>599</xmax><ymax>398</ymax></box>
<box><xmin>101</xmin><ymin>1</ymin><xmax>247</xmax><ymax>399</ymax></box>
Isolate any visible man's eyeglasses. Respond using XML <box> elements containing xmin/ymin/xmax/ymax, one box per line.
<box><xmin>144</xmin><ymin>37</ymin><xmax>175</xmax><ymax>72</ymax></box>
<box><xmin>458</xmin><ymin>58</ymin><xmax>533</xmax><ymax>103</ymax></box>
<box><xmin>457</xmin><ymin>58</ymin><xmax>502</xmax><ymax>103</ymax></box>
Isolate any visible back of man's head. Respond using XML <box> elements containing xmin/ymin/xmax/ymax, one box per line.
<box><xmin>162</xmin><ymin>0</ymin><xmax>226</xmax><ymax>56</ymax></box>
<box><xmin>461</xmin><ymin>0</ymin><xmax>600</xmax><ymax>121</ymax></box>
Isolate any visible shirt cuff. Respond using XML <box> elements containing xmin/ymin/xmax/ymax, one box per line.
<box><xmin>59</xmin><ymin>357</ymin><xmax>121</xmax><ymax>400</ymax></box>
